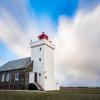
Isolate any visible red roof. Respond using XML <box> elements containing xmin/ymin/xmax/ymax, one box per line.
<box><xmin>38</xmin><ymin>32</ymin><xmax>48</xmax><ymax>40</ymax></box>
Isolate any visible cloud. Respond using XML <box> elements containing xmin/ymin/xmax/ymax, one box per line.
<box><xmin>0</xmin><ymin>0</ymin><xmax>56</xmax><ymax>59</ymax></box>
<box><xmin>55</xmin><ymin>4</ymin><xmax>100</xmax><ymax>86</ymax></box>
<box><xmin>0</xmin><ymin>0</ymin><xmax>45</xmax><ymax>59</ymax></box>
<box><xmin>0</xmin><ymin>9</ymin><xmax>30</xmax><ymax>57</ymax></box>
<box><xmin>79</xmin><ymin>0</ymin><xmax>100</xmax><ymax>11</ymax></box>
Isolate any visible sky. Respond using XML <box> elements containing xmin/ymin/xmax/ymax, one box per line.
<box><xmin>0</xmin><ymin>0</ymin><xmax>100</xmax><ymax>87</ymax></box>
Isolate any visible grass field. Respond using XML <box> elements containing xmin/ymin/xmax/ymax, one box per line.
<box><xmin>0</xmin><ymin>88</ymin><xmax>100</xmax><ymax>100</ymax></box>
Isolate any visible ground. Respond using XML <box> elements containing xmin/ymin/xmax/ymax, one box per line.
<box><xmin>0</xmin><ymin>88</ymin><xmax>100</xmax><ymax>100</ymax></box>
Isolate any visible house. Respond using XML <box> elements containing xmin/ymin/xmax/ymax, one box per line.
<box><xmin>0</xmin><ymin>33</ymin><xmax>60</xmax><ymax>91</ymax></box>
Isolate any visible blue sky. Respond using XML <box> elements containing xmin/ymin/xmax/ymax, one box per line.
<box><xmin>29</xmin><ymin>0</ymin><xmax>78</xmax><ymax>20</ymax></box>
<box><xmin>0</xmin><ymin>0</ymin><xmax>100</xmax><ymax>86</ymax></box>
<box><xmin>0</xmin><ymin>0</ymin><xmax>99</xmax><ymax>63</ymax></box>
<box><xmin>0</xmin><ymin>0</ymin><xmax>78</xmax><ymax>63</ymax></box>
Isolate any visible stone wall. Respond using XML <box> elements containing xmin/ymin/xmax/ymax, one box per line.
<box><xmin>0</xmin><ymin>62</ymin><xmax>33</xmax><ymax>90</ymax></box>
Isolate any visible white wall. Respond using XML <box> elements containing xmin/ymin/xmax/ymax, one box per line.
<box><xmin>43</xmin><ymin>45</ymin><xmax>57</xmax><ymax>90</ymax></box>
<box><xmin>29</xmin><ymin>72</ymin><xmax>34</xmax><ymax>83</ymax></box>
<box><xmin>30</xmin><ymin>39</ymin><xmax>60</xmax><ymax>90</ymax></box>
<box><xmin>31</xmin><ymin>45</ymin><xmax>44</xmax><ymax>89</ymax></box>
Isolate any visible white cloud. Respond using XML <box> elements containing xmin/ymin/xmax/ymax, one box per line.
<box><xmin>0</xmin><ymin>9</ymin><xmax>30</xmax><ymax>57</ymax></box>
<box><xmin>0</xmin><ymin>0</ymin><xmax>43</xmax><ymax>59</ymax></box>
<box><xmin>0</xmin><ymin>0</ymin><xmax>56</xmax><ymax>58</ymax></box>
<box><xmin>55</xmin><ymin>5</ymin><xmax>100</xmax><ymax>86</ymax></box>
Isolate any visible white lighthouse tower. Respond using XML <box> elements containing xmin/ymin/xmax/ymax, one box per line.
<box><xmin>30</xmin><ymin>32</ymin><xmax>59</xmax><ymax>91</ymax></box>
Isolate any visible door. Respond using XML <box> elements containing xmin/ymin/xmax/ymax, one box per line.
<box><xmin>34</xmin><ymin>72</ymin><xmax>37</xmax><ymax>82</ymax></box>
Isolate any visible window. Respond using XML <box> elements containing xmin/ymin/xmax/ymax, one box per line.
<box><xmin>39</xmin><ymin>58</ymin><xmax>41</xmax><ymax>61</ymax></box>
<box><xmin>15</xmin><ymin>72</ymin><xmax>19</xmax><ymax>81</ymax></box>
<box><xmin>39</xmin><ymin>47</ymin><xmax>41</xmax><ymax>51</ymax></box>
<box><xmin>1</xmin><ymin>74</ymin><xmax>5</xmax><ymax>82</ymax></box>
<box><xmin>6</xmin><ymin>73</ymin><xmax>10</xmax><ymax>81</ymax></box>
<box><xmin>45</xmin><ymin>76</ymin><xmax>47</xmax><ymax>79</ymax></box>
<box><xmin>39</xmin><ymin>73</ymin><xmax>41</xmax><ymax>77</ymax></box>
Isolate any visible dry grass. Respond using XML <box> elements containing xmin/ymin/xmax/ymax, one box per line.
<box><xmin>0</xmin><ymin>88</ymin><xmax>100</xmax><ymax>100</ymax></box>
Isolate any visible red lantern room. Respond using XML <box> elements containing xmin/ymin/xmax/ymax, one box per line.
<box><xmin>38</xmin><ymin>32</ymin><xmax>48</xmax><ymax>40</ymax></box>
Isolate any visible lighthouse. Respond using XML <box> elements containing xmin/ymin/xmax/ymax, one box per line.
<box><xmin>30</xmin><ymin>32</ymin><xmax>59</xmax><ymax>91</ymax></box>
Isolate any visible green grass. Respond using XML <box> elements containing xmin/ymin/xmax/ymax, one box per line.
<box><xmin>0</xmin><ymin>88</ymin><xmax>100</xmax><ymax>100</ymax></box>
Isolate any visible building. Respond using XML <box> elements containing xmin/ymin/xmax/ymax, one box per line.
<box><xmin>0</xmin><ymin>33</ymin><xmax>60</xmax><ymax>91</ymax></box>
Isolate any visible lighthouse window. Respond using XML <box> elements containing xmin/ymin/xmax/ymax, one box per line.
<box><xmin>39</xmin><ymin>58</ymin><xmax>41</xmax><ymax>61</ymax></box>
<box><xmin>39</xmin><ymin>73</ymin><xmax>41</xmax><ymax>77</ymax></box>
<box><xmin>39</xmin><ymin>47</ymin><xmax>41</xmax><ymax>51</ymax></box>
<box><xmin>45</xmin><ymin>76</ymin><xmax>47</xmax><ymax>79</ymax></box>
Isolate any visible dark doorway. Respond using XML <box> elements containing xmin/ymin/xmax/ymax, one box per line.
<box><xmin>28</xmin><ymin>83</ymin><xmax>38</xmax><ymax>90</ymax></box>
<box><xmin>34</xmin><ymin>72</ymin><xmax>37</xmax><ymax>82</ymax></box>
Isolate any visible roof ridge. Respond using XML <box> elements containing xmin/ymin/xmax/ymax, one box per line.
<box><xmin>9</xmin><ymin>57</ymin><xmax>31</xmax><ymax>62</ymax></box>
